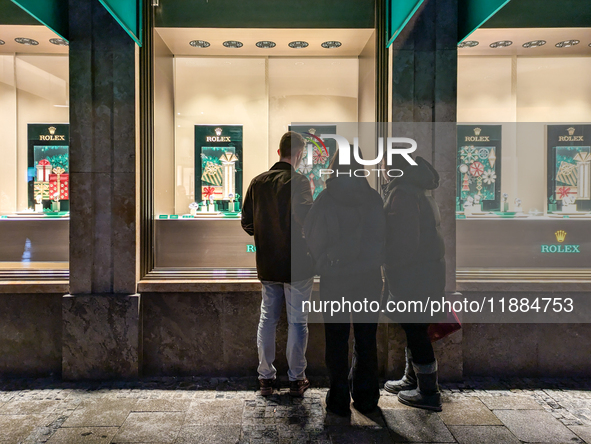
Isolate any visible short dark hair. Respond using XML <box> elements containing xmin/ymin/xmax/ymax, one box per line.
<box><xmin>279</xmin><ymin>131</ymin><xmax>306</xmax><ymax>159</ymax></box>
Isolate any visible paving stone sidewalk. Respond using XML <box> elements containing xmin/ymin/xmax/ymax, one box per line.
<box><xmin>1</xmin><ymin>377</ymin><xmax>591</xmax><ymax>443</ymax></box>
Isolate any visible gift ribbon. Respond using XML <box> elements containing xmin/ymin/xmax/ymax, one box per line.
<box><xmin>574</xmin><ymin>152</ymin><xmax>591</xmax><ymax>163</ymax></box>
<box><xmin>203</xmin><ymin>186</ymin><xmax>215</xmax><ymax>199</ymax></box>
<box><xmin>557</xmin><ymin>186</ymin><xmax>571</xmax><ymax>199</ymax></box>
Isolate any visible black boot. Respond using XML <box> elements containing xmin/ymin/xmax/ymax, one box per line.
<box><xmin>384</xmin><ymin>348</ymin><xmax>417</xmax><ymax>394</ymax></box>
<box><xmin>397</xmin><ymin>360</ymin><xmax>442</xmax><ymax>412</ymax></box>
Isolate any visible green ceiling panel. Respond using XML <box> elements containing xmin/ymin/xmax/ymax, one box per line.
<box><xmin>386</xmin><ymin>0</ymin><xmax>424</xmax><ymax>47</ymax></box>
<box><xmin>458</xmin><ymin>0</ymin><xmax>511</xmax><ymax>42</ymax></box>
<box><xmin>98</xmin><ymin>0</ymin><xmax>141</xmax><ymax>45</ymax></box>
<box><xmin>0</xmin><ymin>0</ymin><xmax>38</xmax><ymax>25</ymax></box>
<box><xmin>154</xmin><ymin>0</ymin><xmax>375</xmax><ymax>28</ymax></box>
<box><xmin>9</xmin><ymin>0</ymin><xmax>68</xmax><ymax>39</ymax></box>
<box><xmin>482</xmin><ymin>0</ymin><xmax>591</xmax><ymax>28</ymax></box>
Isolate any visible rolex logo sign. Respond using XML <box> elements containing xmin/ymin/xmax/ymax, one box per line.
<box><xmin>206</xmin><ymin>127</ymin><xmax>231</xmax><ymax>142</ymax></box>
<box><xmin>465</xmin><ymin>127</ymin><xmax>489</xmax><ymax>142</ymax></box>
<box><xmin>559</xmin><ymin>127</ymin><xmax>584</xmax><ymax>142</ymax></box>
<box><xmin>39</xmin><ymin>126</ymin><xmax>65</xmax><ymax>141</ymax></box>
<box><xmin>541</xmin><ymin>230</ymin><xmax>580</xmax><ymax>253</ymax></box>
<box><xmin>555</xmin><ymin>230</ymin><xmax>566</xmax><ymax>243</ymax></box>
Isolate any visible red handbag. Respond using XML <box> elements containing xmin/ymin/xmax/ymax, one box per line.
<box><xmin>428</xmin><ymin>309</ymin><xmax>461</xmax><ymax>342</ymax></box>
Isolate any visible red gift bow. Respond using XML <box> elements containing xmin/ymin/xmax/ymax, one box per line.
<box><xmin>203</xmin><ymin>186</ymin><xmax>215</xmax><ymax>199</ymax></box>
<box><xmin>557</xmin><ymin>186</ymin><xmax>571</xmax><ymax>199</ymax></box>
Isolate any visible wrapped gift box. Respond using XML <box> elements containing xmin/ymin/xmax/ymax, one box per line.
<box><xmin>36</xmin><ymin>159</ymin><xmax>52</xmax><ymax>182</ymax></box>
<box><xmin>49</xmin><ymin>173</ymin><xmax>69</xmax><ymax>200</ymax></box>
<box><xmin>34</xmin><ymin>181</ymin><xmax>50</xmax><ymax>200</ymax></box>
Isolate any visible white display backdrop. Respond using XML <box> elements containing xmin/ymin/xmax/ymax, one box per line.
<box><xmin>0</xmin><ymin>54</ymin><xmax>69</xmax><ymax>215</ymax></box>
<box><xmin>458</xmin><ymin>55</ymin><xmax>591</xmax><ymax>214</ymax></box>
<box><xmin>171</xmin><ymin>56</ymin><xmax>360</xmax><ymax>215</ymax></box>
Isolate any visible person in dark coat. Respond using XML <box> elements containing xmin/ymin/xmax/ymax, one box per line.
<box><xmin>241</xmin><ymin>131</ymin><xmax>314</xmax><ymax>397</ymax></box>
<box><xmin>304</xmin><ymin>148</ymin><xmax>385</xmax><ymax>416</ymax></box>
<box><xmin>382</xmin><ymin>155</ymin><xmax>445</xmax><ymax>412</ymax></box>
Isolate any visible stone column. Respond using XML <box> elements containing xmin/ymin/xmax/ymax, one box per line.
<box><xmin>63</xmin><ymin>0</ymin><xmax>140</xmax><ymax>380</ymax></box>
<box><xmin>387</xmin><ymin>0</ymin><xmax>462</xmax><ymax>381</ymax></box>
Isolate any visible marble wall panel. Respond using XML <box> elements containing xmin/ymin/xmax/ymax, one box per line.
<box><xmin>0</xmin><ymin>294</ymin><xmax>62</xmax><ymax>378</ymax></box>
<box><xmin>62</xmin><ymin>295</ymin><xmax>140</xmax><ymax>380</ymax></box>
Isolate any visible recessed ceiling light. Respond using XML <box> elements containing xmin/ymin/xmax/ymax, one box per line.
<box><xmin>223</xmin><ymin>40</ymin><xmax>243</xmax><ymax>48</ymax></box>
<box><xmin>458</xmin><ymin>41</ymin><xmax>479</xmax><ymax>48</ymax></box>
<box><xmin>294</xmin><ymin>62</ymin><xmax>305</xmax><ymax>66</ymax></box>
<box><xmin>288</xmin><ymin>41</ymin><xmax>309</xmax><ymax>49</ymax></box>
<box><xmin>255</xmin><ymin>41</ymin><xmax>276</xmax><ymax>49</ymax></box>
<box><xmin>321</xmin><ymin>41</ymin><xmax>342</xmax><ymax>49</ymax></box>
<box><xmin>15</xmin><ymin>37</ymin><xmax>39</xmax><ymax>46</ymax></box>
<box><xmin>555</xmin><ymin>40</ymin><xmax>580</xmax><ymax>48</ymax></box>
<box><xmin>49</xmin><ymin>38</ymin><xmax>68</xmax><ymax>46</ymax></box>
<box><xmin>489</xmin><ymin>41</ymin><xmax>512</xmax><ymax>48</ymax></box>
<box><xmin>522</xmin><ymin>40</ymin><xmax>546</xmax><ymax>48</ymax></box>
<box><xmin>0</xmin><ymin>40</ymin><xmax>5</xmax><ymax>45</ymax></box>
<box><xmin>189</xmin><ymin>40</ymin><xmax>210</xmax><ymax>48</ymax></box>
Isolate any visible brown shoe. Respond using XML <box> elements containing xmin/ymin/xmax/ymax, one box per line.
<box><xmin>259</xmin><ymin>378</ymin><xmax>275</xmax><ymax>396</ymax></box>
<box><xmin>289</xmin><ymin>378</ymin><xmax>310</xmax><ymax>397</ymax></box>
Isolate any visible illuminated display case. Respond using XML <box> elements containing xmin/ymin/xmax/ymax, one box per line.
<box><xmin>152</xmin><ymin>27</ymin><xmax>376</xmax><ymax>270</ymax></box>
<box><xmin>0</xmin><ymin>40</ymin><xmax>69</xmax><ymax>267</ymax></box>
<box><xmin>457</xmin><ymin>43</ymin><xmax>591</xmax><ymax>277</ymax></box>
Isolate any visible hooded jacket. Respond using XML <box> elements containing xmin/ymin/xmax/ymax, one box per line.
<box><xmin>304</xmin><ymin>175</ymin><xmax>385</xmax><ymax>277</ymax></box>
<box><xmin>383</xmin><ymin>156</ymin><xmax>446</xmax><ymax>299</ymax></box>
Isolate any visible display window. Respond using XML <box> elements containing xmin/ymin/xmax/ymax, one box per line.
<box><xmin>0</xmin><ymin>24</ymin><xmax>69</xmax><ymax>271</ymax></box>
<box><xmin>457</xmin><ymin>28</ymin><xmax>591</xmax><ymax>279</ymax></box>
<box><xmin>152</xmin><ymin>28</ymin><xmax>377</xmax><ymax>273</ymax></box>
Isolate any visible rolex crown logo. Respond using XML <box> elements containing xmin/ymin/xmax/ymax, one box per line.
<box><xmin>474</xmin><ymin>127</ymin><xmax>481</xmax><ymax>136</ymax></box>
<box><xmin>48</xmin><ymin>126</ymin><xmax>56</xmax><ymax>135</ymax></box>
<box><xmin>555</xmin><ymin>230</ymin><xmax>567</xmax><ymax>243</ymax></box>
<box><xmin>308</xmin><ymin>128</ymin><xmax>316</xmax><ymax>135</ymax></box>
<box><xmin>567</xmin><ymin>127</ymin><xmax>576</xmax><ymax>136</ymax></box>
<box><xmin>215</xmin><ymin>127</ymin><xmax>222</xmax><ymax>136</ymax></box>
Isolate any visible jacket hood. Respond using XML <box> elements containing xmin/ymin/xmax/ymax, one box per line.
<box><xmin>326</xmin><ymin>175</ymin><xmax>372</xmax><ymax>206</ymax></box>
<box><xmin>387</xmin><ymin>156</ymin><xmax>440</xmax><ymax>192</ymax></box>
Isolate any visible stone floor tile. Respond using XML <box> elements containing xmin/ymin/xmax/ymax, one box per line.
<box><xmin>378</xmin><ymin>394</ymin><xmax>415</xmax><ymax>410</ymax></box>
<box><xmin>382</xmin><ymin>409</ymin><xmax>456</xmax><ymax>442</ymax></box>
<box><xmin>184</xmin><ymin>399</ymin><xmax>243</xmax><ymax>425</ymax></box>
<box><xmin>479</xmin><ymin>395</ymin><xmax>544</xmax><ymax>410</ymax></box>
<box><xmin>132</xmin><ymin>398</ymin><xmax>192</xmax><ymax>412</ymax></box>
<box><xmin>350</xmin><ymin>408</ymin><xmax>386</xmax><ymax>428</ymax></box>
<box><xmin>494</xmin><ymin>409</ymin><xmax>582</xmax><ymax>443</ymax></box>
<box><xmin>46</xmin><ymin>426</ymin><xmax>118</xmax><ymax>443</ymax></box>
<box><xmin>62</xmin><ymin>398</ymin><xmax>138</xmax><ymax>427</ymax></box>
<box><xmin>570</xmin><ymin>425</ymin><xmax>591</xmax><ymax>444</ymax></box>
<box><xmin>0</xmin><ymin>400</ymin><xmax>60</xmax><ymax>415</ymax></box>
<box><xmin>326</xmin><ymin>427</ymin><xmax>394</xmax><ymax>444</ymax></box>
<box><xmin>448</xmin><ymin>425</ymin><xmax>520</xmax><ymax>444</ymax></box>
<box><xmin>175</xmin><ymin>425</ymin><xmax>241</xmax><ymax>444</ymax></box>
<box><xmin>438</xmin><ymin>397</ymin><xmax>503</xmax><ymax>426</ymax></box>
<box><xmin>112</xmin><ymin>412</ymin><xmax>185</xmax><ymax>443</ymax></box>
<box><xmin>0</xmin><ymin>414</ymin><xmax>48</xmax><ymax>442</ymax></box>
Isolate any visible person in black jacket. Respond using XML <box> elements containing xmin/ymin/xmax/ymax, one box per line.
<box><xmin>241</xmin><ymin>131</ymin><xmax>314</xmax><ymax>397</ymax></box>
<box><xmin>382</xmin><ymin>156</ymin><xmax>445</xmax><ymax>412</ymax></box>
<box><xmin>304</xmin><ymin>147</ymin><xmax>385</xmax><ymax>416</ymax></box>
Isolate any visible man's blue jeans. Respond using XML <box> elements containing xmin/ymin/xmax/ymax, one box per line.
<box><xmin>257</xmin><ymin>278</ymin><xmax>314</xmax><ymax>381</ymax></box>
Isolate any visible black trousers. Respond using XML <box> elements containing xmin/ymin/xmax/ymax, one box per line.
<box><xmin>320</xmin><ymin>268</ymin><xmax>382</xmax><ymax>411</ymax></box>
<box><xmin>400</xmin><ymin>323</ymin><xmax>435</xmax><ymax>365</ymax></box>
